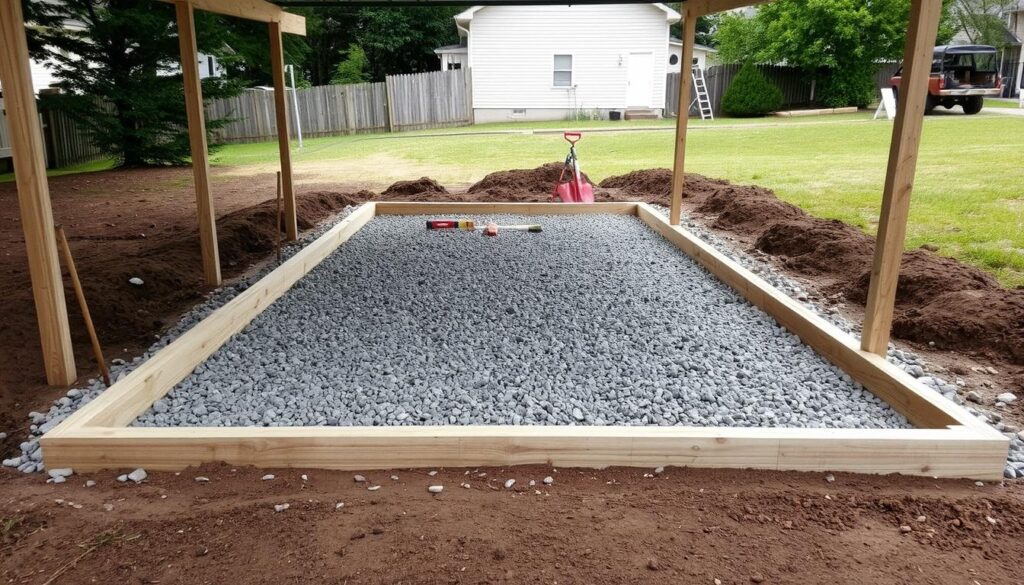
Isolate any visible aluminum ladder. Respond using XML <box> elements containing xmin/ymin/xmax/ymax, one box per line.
<box><xmin>690</xmin><ymin>65</ymin><xmax>714</xmax><ymax>120</ymax></box>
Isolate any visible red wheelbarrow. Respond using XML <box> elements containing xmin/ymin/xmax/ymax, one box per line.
<box><xmin>551</xmin><ymin>132</ymin><xmax>594</xmax><ymax>203</ymax></box>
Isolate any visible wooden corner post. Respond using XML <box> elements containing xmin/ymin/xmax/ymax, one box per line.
<box><xmin>175</xmin><ymin>0</ymin><xmax>221</xmax><ymax>287</ymax></box>
<box><xmin>861</xmin><ymin>0</ymin><xmax>942</xmax><ymax>355</ymax></box>
<box><xmin>668</xmin><ymin>8</ymin><xmax>697</xmax><ymax>226</ymax></box>
<box><xmin>0</xmin><ymin>0</ymin><xmax>77</xmax><ymax>386</ymax></box>
<box><xmin>269</xmin><ymin>21</ymin><xmax>298</xmax><ymax>241</ymax></box>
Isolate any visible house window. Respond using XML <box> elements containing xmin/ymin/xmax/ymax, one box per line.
<box><xmin>553</xmin><ymin>54</ymin><xmax>572</xmax><ymax>87</ymax></box>
<box><xmin>447</xmin><ymin>62</ymin><xmax>462</xmax><ymax>70</ymax></box>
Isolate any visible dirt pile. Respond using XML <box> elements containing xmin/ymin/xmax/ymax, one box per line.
<box><xmin>467</xmin><ymin>162</ymin><xmax>593</xmax><ymax>200</ymax></box>
<box><xmin>598</xmin><ymin>168</ymin><xmax>1024</xmax><ymax>364</ymax></box>
<box><xmin>380</xmin><ymin>177</ymin><xmax>448</xmax><ymax>199</ymax></box>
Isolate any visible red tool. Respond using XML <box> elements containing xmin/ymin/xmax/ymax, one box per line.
<box><xmin>426</xmin><ymin>219</ymin><xmax>476</xmax><ymax>230</ymax></box>
<box><xmin>552</xmin><ymin>132</ymin><xmax>595</xmax><ymax>203</ymax></box>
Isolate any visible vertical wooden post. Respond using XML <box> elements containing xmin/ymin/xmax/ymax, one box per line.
<box><xmin>0</xmin><ymin>0</ymin><xmax>77</xmax><ymax>385</ymax></box>
<box><xmin>269</xmin><ymin>21</ymin><xmax>298</xmax><ymax>241</ymax></box>
<box><xmin>861</xmin><ymin>0</ymin><xmax>943</xmax><ymax>355</ymax></box>
<box><xmin>175</xmin><ymin>0</ymin><xmax>221</xmax><ymax>286</ymax></box>
<box><xmin>668</xmin><ymin>9</ymin><xmax>697</xmax><ymax>226</ymax></box>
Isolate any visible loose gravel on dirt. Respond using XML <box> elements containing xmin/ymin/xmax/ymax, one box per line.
<box><xmin>132</xmin><ymin>214</ymin><xmax>909</xmax><ymax>430</ymax></box>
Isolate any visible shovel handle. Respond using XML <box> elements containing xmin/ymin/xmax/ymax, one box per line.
<box><xmin>563</xmin><ymin>131</ymin><xmax>581</xmax><ymax>145</ymax></box>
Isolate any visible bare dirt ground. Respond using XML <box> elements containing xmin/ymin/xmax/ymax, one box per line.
<box><xmin>2</xmin><ymin>164</ymin><xmax>1023</xmax><ymax>584</ymax></box>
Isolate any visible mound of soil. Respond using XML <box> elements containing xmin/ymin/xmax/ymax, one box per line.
<box><xmin>598</xmin><ymin>168</ymin><xmax>1024</xmax><ymax>365</ymax></box>
<box><xmin>380</xmin><ymin>177</ymin><xmax>448</xmax><ymax>199</ymax></box>
<box><xmin>468</xmin><ymin>162</ymin><xmax>593</xmax><ymax>199</ymax></box>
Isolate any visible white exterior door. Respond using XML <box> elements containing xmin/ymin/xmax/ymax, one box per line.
<box><xmin>626</xmin><ymin>52</ymin><xmax>654</xmax><ymax>107</ymax></box>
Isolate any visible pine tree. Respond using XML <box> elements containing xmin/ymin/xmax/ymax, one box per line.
<box><xmin>25</xmin><ymin>0</ymin><xmax>243</xmax><ymax>167</ymax></box>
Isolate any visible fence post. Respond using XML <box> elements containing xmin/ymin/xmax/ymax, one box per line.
<box><xmin>384</xmin><ymin>75</ymin><xmax>396</xmax><ymax>133</ymax></box>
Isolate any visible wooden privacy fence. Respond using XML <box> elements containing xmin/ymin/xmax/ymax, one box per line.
<box><xmin>207</xmin><ymin>68</ymin><xmax>471</xmax><ymax>143</ymax></box>
<box><xmin>0</xmin><ymin>96</ymin><xmax>105</xmax><ymax>168</ymax></box>
<box><xmin>666</xmin><ymin>64</ymin><xmax>813</xmax><ymax>117</ymax></box>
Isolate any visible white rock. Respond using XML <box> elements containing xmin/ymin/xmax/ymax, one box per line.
<box><xmin>354</xmin><ymin>474</ymin><xmax>366</xmax><ymax>483</ymax></box>
<box><xmin>427</xmin><ymin>470</ymin><xmax>438</xmax><ymax>476</ymax></box>
<box><xmin>504</xmin><ymin>479</ymin><xmax>516</xmax><ymax>489</ymax></box>
<box><xmin>825</xmin><ymin>474</ymin><xmax>835</xmax><ymax>483</ymax></box>
<box><xmin>390</xmin><ymin>475</ymin><xmax>399</xmax><ymax>481</ymax></box>
<box><xmin>428</xmin><ymin>485</ymin><xmax>444</xmax><ymax>494</ymax></box>
<box><xmin>50</xmin><ymin>476</ymin><xmax>66</xmax><ymax>484</ymax></box>
<box><xmin>195</xmin><ymin>476</ymin><xmax>210</xmax><ymax>482</ymax></box>
<box><xmin>367</xmin><ymin>485</ymin><xmax>381</xmax><ymax>491</ymax></box>
<box><xmin>127</xmin><ymin>468</ymin><xmax>147</xmax><ymax>483</ymax></box>
<box><xmin>116</xmin><ymin>474</ymin><xmax>128</xmax><ymax>482</ymax></box>
<box><xmin>274</xmin><ymin>503</ymin><xmax>290</xmax><ymax>513</ymax></box>
<box><xmin>48</xmin><ymin>468</ymin><xmax>74</xmax><ymax>479</ymax></box>
<box><xmin>335</xmin><ymin>502</ymin><xmax>345</xmax><ymax>510</ymax></box>
<box><xmin>128</xmin><ymin>277</ymin><xmax>144</xmax><ymax>286</ymax></box>
<box><xmin>543</xmin><ymin>476</ymin><xmax>554</xmax><ymax>485</ymax></box>
<box><xmin>262</xmin><ymin>474</ymin><xmax>275</xmax><ymax>481</ymax></box>
<box><xmin>996</xmin><ymin>392</ymin><xmax>1017</xmax><ymax>404</ymax></box>
<box><xmin>85</xmin><ymin>480</ymin><xmax>96</xmax><ymax>488</ymax></box>
<box><xmin>654</xmin><ymin>466</ymin><xmax>665</xmax><ymax>475</ymax></box>
<box><xmin>301</xmin><ymin>474</ymin><xmax>309</xmax><ymax>481</ymax></box>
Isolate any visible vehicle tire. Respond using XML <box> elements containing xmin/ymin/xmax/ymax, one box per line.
<box><xmin>962</xmin><ymin>96</ymin><xmax>983</xmax><ymax>115</ymax></box>
<box><xmin>924</xmin><ymin>95</ymin><xmax>937</xmax><ymax>114</ymax></box>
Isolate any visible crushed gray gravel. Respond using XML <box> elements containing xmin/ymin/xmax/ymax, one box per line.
<box><xmin>7</xmin><ymin>203</ymin><xmax>1022</xmax><ymax>479</ymax></box>
<box><xmin>133</xmin><ymin>214</ymin><xmax>909</xmax><ymax>430</ymax></box>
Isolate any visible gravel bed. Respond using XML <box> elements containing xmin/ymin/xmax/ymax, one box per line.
<box><xmin>7</xmin><ymin>204</ymin><xmax>1022</xmax><ymax>480</ymax></box>
<box><xmin>133</xmin><ymin>213</ymin><xmax>908</xmax><ymax>429</ymax></box>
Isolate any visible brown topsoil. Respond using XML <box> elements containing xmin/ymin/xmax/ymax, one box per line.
<box><xmin>2</xmin><ymin>163</ymin><xmax>1023</xmax><ymax>584</ymax></box>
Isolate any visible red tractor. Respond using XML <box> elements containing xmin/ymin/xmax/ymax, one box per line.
<box><xmin>891</xmin><ymin>44</ymin><xmax>1002</xmax><ymax>115</ymax></box>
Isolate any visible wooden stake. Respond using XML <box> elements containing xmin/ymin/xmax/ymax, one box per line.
<box><xmin>668</xmin><ymin>9</ymin><xmax>697</xmax><ymax>226</ymax></box>
<box><xmin>55</xmin><ymin>226</ymin><xmax>110</xmax><ymax>387</ymax></box>
<box><xmin>861</xmin><ymin>0</ymin><xmax>943</xmax><ymax>355</ymax></box>
<box><xmin>0</xmin><ymin>0</ymin><xmax>76</xmax><ymax>385</ymax></box>
<box><xmin>275</xmin><ymin>171</ymin><xmax>283</xmax><ymax>264</ymax></box>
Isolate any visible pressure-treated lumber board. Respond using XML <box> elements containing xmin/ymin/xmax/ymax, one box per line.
<box><xmin>682</xmin><ymin>0</ymin><xmax>775</xmax><ymax>17</ymax></box>
<box><xmin>635</xmin><ymin>203</ymin><xmax>993</xmax><ymax>433</ymax></box>
<box><xmin>41</xmin><ymin>425</ymin><xmax>1007</xmax><ymax>480</ymax></box>
<box><xmin>668</xmin><ymin>9</ymin><xmax>696</xmax><ymax>226</ymax></box>
<box><xmin>158</xmin><ymin>0</ymin><xmax>306</xmax><ymax>36</ymax></box>
<box><xmin>176</xmin><ymin>1</ymin><xmax>222</xmax><ymax>287</ymax></box>
<box><xmin>48</xmin><ymin>203</ymin><xmax>377</xmax><ymax>432</ymax></box>
<box><xmin>269</xmin><ymin>21</ymin><xmax>298</xmax><ymax>240</ymax></box>
<box><xmin>375</xmin><ymin>201</ymin><xmax>638</xmax><ymax>216</ymax></box>
<box><xmin>0</xmin><ymin>0</ymin><xmax>77</xmax><ymax>385</ymax></box>
<box><xmin>861</xmin><ymin>0</ymin><xmax>944</xmax><ymax>355</ymax></box>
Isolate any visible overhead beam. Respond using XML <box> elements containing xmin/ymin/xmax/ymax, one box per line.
<box><xmin>175</xmin><ymin>0</ymin><xmax>222</xmax><ymax>286</ymax></box>
<box><xmin>270</xmin><ymin>21</ymin><xmax>299</xmax><ymax>241</ymax></box>
<box><xmin>668</xmin><ymin>9</ymin><xmax>697</xmax><ymax>225</ymax></box>
<box><xmin>0</xmin><ymin>0</ymin><xmax>77</xmax><ymax>386</ymax></box>
<box><xmin>682</xmin><ymin>0</ymin><xmax>774</xmax><ymax>17</ymax></box>
<box><xmin>160</xmin><ymin>0</ymin><xmax>306</xmax><ymax>36</ymax></box>
<box><xmin>861</xmin><ymin>0</ymin><xmax>943</xmax><ymax>355</ymax></box>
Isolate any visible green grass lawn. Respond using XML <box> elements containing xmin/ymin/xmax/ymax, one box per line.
<box><xmin>7</xmin><ymin>111</ymin><xmax>1023</xmax><ymax>287</ymax></box>
<box><xmin>985</xmin><ymin>98</ymin><xmax>1023</xmax><ymax>109</ymax></box>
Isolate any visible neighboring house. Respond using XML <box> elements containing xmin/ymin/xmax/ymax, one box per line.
<box><xmin>437</xmin><ymin>4</ymin><xmax>682</xmax><ymax>122</ymax></box>
<box><xmin>668</xmin><ymin>39</ymin><xmax>718</xmax><ymax>72</ymax></box>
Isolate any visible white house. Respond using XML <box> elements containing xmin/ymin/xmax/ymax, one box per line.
<box><xmin>439</xmin><ymin>4</ymin><xmax>683</xmax><ymax>122</ymax></box>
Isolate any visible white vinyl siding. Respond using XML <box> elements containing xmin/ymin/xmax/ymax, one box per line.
<box><xmin>467</xmin><ymin>4</ymin><xmax>672</xmax><ymax>110</ymax></box>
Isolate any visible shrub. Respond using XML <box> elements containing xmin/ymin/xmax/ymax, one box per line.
<box><xmin>721</xmin><ymin>62</ymin><xmax>784</xmax><ymax>117</ymax></box>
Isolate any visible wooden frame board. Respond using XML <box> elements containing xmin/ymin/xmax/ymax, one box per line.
<box><xmin>41</xmin><ymin>202</ymin><xmax>1008</xmax><ymax>479</ymax></box>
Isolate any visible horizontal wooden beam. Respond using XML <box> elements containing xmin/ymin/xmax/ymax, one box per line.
<box><xmin>42</xmin><ymin>425</ymin><xmax>1007</xmax><ymax>480</ymax></box>
<box><xmin>160</xmin><ymin>0</ymin><xmax>306</xmax><ymax>36</ymax></box>
<box><xmin>682</xmin><ymin>0</ymin><xmax>774</xmax><ymax>17</ymax></box>
<box><xmin>375</xmin><ymin>201</ymin><xmax>638</xmax><ymax>216</ymax></box>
